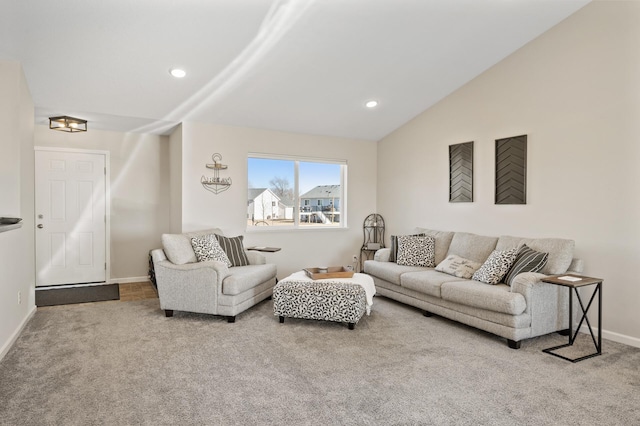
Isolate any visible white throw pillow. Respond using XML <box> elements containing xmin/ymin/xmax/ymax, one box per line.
<box><xmin>435</xmin><ymin>254</ymin><xmax>482</xmax><ymax>279</ymax></box>
<box><xmin>472</xmin><ymin>248</ymin><xmax>518</xmax><ymax>285</ymax></box>
<box><xmin>396</xmin><ymin>235</ymin><xmax>436</xmax><ymax>267</ymax></box>
<box><xmin>191</xmin><ymin>234</ymin><xmax>232</xmax><ymax>267</ymax></box>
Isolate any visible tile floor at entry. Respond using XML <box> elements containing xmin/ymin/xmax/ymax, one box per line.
<box><xmin>118</xmin><ymin>282</ymin><xmax>158</xmax><ymax>301</ymax></box>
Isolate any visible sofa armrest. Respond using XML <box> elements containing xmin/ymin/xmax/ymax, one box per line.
<box><xmin>246</xmin><ymin>251</ymin><xmax>266</xmax><ymax>265</ymax></box>
<box><xmin>374</xmin><ymin>248</ymin><xmax>391</xmax><ymax>262</ymax></box>
<box><xmin>511</xmin><ymin>272</ymin><xmax>569</xmax><ymax>335</ymax></box>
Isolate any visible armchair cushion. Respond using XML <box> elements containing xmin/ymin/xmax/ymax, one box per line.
<box><xmin>161</xmin><ymin>228</ymin><xmax>225</xmax><ymax>265</ymax></box>
<box><xmin>223</xmin><ymin>264</ymin><xmax>278</xmax><ymax>295</ymax></box>
<box><xmin>162</xmin><ymin>233</ymin><xmax>197</xmax><ymax>265</ymax></box>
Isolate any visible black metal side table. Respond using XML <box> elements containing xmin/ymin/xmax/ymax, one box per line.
<box><xmin>541</xmin><ymin>274</ymin><xmax>603</xmax><ymax>362</ymax></box>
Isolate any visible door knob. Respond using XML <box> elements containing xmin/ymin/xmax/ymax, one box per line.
<box><xmin>37</xmin><ymin>224</ymin><xmax>43</xmax><ymax>229</ymax></box>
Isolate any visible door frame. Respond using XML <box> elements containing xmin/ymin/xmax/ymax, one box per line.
<box><xmin>34</xmin><ymin>146</ymin><xmax>111</xmax><ymax>285</ymax></box>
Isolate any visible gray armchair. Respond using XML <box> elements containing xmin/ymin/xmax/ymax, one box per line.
<box><xmin>150</xmin><ymin>228</ymin><xmax>277</xmax><ymax>322</ymax></box>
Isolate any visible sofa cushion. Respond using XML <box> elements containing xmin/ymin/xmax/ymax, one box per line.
<box><xmin>215</xmin><ymin>235</ymin><xmax>250</xmax><ymax>267</ymax></box>
<box><xmin>415</xmin><ymin>228</ymin><xmax>455</xmax><ymax>265</ymax></box>
<box><xmin>400</xmin><ymin>270</ymin><xmax>463</xmax><ymax>298</ymax></box>
<box><xmin>472</xmin><ymin>248</ymin><xmax>518</xmax><ymax>285</ymax></box>
<box><xmin>435</xmin><ymin>254</ymin><xmax>482</xmax><ymax>279</ymax></box>
<box><xmin>191</xmin><ymin>234</ymin><xmax>232</xmax><ymax>266</ymax></box>
<box><xmin>447</xmin><ymin>232</ymin><xmax>498</xmax><ymax>264</ymax></box>
<box><xmin>441</xmin><ymin>280</ymin><xmax>526</xmax><ymax>315</ymax></box>
<box><xmin>363</xmin><ymin>261</ymin><xmax>428</xmax><ymax>285</ymax></box>
<box><xmin>397</xmin><ymin>235</ymin><xmax>435</xmax><ymax>267</ymax></box>
<box><xmin>495</xmin><ymin>235</ymin><xmax>523</xmax><ymax>251</ymax></box>
<box><xmin>496</xmin><ymin>235</ymin><xmax>574</xmax><ymax>275</ymax></box>
<box><xmin>503</xmin><ymin>244</ymin><xmax>548</xmax><ymax>285</ymax></box>
<box><xmin>222</xmin><ymin>264</ymin><xmax>277</xmax><ymax>295</ymax></box>
<box><xmin>524</xmin><ymin>238</ymin><xmax>574</xmax><ymax>275</ymax></box>
<box><xmin>162</xmin><ymin>233</ymin><xmax>196</xmax><ymax>265</ymax></box>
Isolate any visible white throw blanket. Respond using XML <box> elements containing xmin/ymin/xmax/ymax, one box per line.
<box><xmin>281</xmin><ymin>271</ymin><xmax>376</xmax><ymax>315</ymax></box>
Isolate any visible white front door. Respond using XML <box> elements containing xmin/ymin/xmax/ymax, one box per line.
<box><xmin>35</xmin><ymin>150</ymin><xmax>107</xmax><ymax>286</ymax></box>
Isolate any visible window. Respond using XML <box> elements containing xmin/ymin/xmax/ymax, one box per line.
<box><xmin>247</xmin><ymin>154</ymin><xmax>346</xmax><ymax>228</ymax></box>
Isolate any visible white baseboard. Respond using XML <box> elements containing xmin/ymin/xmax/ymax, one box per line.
<box><xmin>580</xmin><ymin>325</ymin><xmax>640</xmax><ymax>349</ymax></box>
<box><xmin>0</xmin><ymin>306</ymin><xmax>37</xmax><ymax>362</ymax></box>
<box><xmin>109</xmin><ymin>276</ymin><xmax>150</xmax><ymax>284</ymax></box>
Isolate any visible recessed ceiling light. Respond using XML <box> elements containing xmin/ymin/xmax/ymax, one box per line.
<box><xmin>365</xmin><ymin>100</ymin><xmax>378</xmax><ymax>108</ymax></box>
<box><xmin>170</xmin><ymin>68</ymin><xmax>186</xmax><ymax>78</ymax></box>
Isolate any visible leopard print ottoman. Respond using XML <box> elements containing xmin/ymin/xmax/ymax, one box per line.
<box><xmin>273</xmin><ymin>279</ymin><xmax>367</xmax><ymax>330</ymax></box>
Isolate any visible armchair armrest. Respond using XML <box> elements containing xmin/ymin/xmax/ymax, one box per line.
<box><xmin>153</xmin><ymin>259</ymin><xmax>229</xmax><ymax>315</ymax></box>
<box><xmin>246</xmin><ymin>251</ymin><xmax>266</xmax><ymax>265</ymax></box>
<box><xmin>155</xmin><ymin>259</ymin><xmax>230</xmax><ymax>283</ymax></box>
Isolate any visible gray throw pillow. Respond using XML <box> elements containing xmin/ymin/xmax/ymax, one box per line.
<box><xmin>215</xmin><ymin>235</ymin><xmax>250</xmax><ymax>267</ymax></box>
<box><xmin>191</xmin><ymin>234</ymin><xmax>232</xmax><ymax>266</ymax></box>
<box><xmin>503</xmin><ymin>244</ymin><xmax>548</xmax><ymax>285</ymax></box>
<box><xmin>472</xmin><ymin>248</ymin><xmax>518</xmax><ymax>285</ymax></box>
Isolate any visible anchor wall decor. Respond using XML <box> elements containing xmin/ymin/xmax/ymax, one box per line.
<box><xmin>201</xmin><ymin>153</ymin><xmax>232</xmax><ymax>195</ymax></box>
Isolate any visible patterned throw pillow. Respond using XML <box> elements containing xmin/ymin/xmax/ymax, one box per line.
<box><xmin>503</xmin><ymin>244</ymin><xmax>549</xmax><ymax>285</ymax></box>
<box><xmin>390</xmin><ymin>233</ymin><xmax>425</xmax><ymax>262</ymax></box>
<box><xmin>472</xmin><ymin>248</ymin><xmax>518</xmax><ymax>285</ymax></box>
<box><xmin>396</xmin><ymin>235</ymin><xmax>436</xmax><ymax>267</ymax></box>
<box><xmin>215</xmin><ymin>234</ymin><xmax>250</xmax><ymax>267</ymax></box>
<box><xmin>435</xmin><ymin>254</ymin><xmax>482</xmax><ymax>279</ymax></box>
<box><xmin>190</xmin><ymin>234</ymin><xmax>232</xmax><ymax>267</ymax></box>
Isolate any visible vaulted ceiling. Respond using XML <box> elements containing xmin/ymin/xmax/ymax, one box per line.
<box><xmin>1</xmin><ymin>0</ymin><xmax>589</xmax><ymax>141</ymax></box>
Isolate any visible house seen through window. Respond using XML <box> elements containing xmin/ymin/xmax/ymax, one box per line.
<box><xmin>247</xmin><ymin>155</ymin><xmax>345</xmax><ymax>228</ymax></box>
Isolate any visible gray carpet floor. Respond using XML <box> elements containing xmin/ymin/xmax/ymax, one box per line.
<box><xmin>1</xmin><ymin>296</ymin><xmax>639</xmax><ymax>425</ymax></box>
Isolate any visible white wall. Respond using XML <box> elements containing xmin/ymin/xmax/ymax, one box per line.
<box><xmin>0</xmin><ymin>62</ymin><xmax>36</xmax><ymax>360</ymax></box>
<box><xmin>169</xmin><ymin>124</ymin><xmax>183</xmax><ymax>233</ymax></box>
<box><xmin>179</xmin><ymin>122</ymin><xmax>377</xmax><ymax>278</ymax></box>
<box><xmin>34</xmin><ymin>126</ymin><xmax>171</xmax><ymax>281</ymax></box>
<box><xmin>377</xmin><ymin>2</ymin><xmax>640</xmax><ymax>346</ymax></box>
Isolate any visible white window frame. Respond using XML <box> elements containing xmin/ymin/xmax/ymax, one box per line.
<box><xmin>247</xmin><ymin>153</ymin><xmax>347</xmax><ymax>230</ymax></box>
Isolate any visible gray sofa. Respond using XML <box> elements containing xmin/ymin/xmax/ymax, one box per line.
<box><xmin>151</xmin><ymin>228</ymin><xmax>277</xmax><ymax>322</ymax></box>
<box><xmin>364</xmin><ymin>228</ymin><xmax>583</xmax><ymax>348</ymax></box>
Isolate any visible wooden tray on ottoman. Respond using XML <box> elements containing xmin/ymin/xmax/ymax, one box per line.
<box><xmin>304</xmin><ymin>266</ymin><xmax>354</xmax><ymax>280</ymax></box>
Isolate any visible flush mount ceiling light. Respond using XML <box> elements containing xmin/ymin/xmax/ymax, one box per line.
<box><xmin>49</xmin><ymin>116</ymin><xmax>87</xmax><ymax>132</ymax></box>
<box><xmin>365</xmin><ymin>100</ymin><xmax>379</xmax><ymax>108</ymax></box>
<box><xmin>169</xmin><ymin>68</ymin><xmax>186</xmax><ymax>78</ymax></box>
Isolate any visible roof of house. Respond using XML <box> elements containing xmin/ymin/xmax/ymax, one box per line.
<box><xmin>248</xmin><ymin>188</ymin><xmax>280</xmax><ymax>202</ymax></box>
<box><xmin>300</xmin><ymin>185</ymin><xmax>340</xmax><ymax>199</ymax></box>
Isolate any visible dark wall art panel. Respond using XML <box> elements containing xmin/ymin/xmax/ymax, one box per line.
<box><xmin>449</xmin><ymin>141</ymin><xmax>473</xmax><ymax>202</ymax></box>
<box><xmin>495</xmin><ymin>135</ymin><xmax>527</xmax><ymax>204</ymax></box>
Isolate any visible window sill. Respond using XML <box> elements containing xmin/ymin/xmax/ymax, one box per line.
<box><xmin>246</xmin><ymin>226</ymin><xmax>350</xmax><ymax>233</ymax></box>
